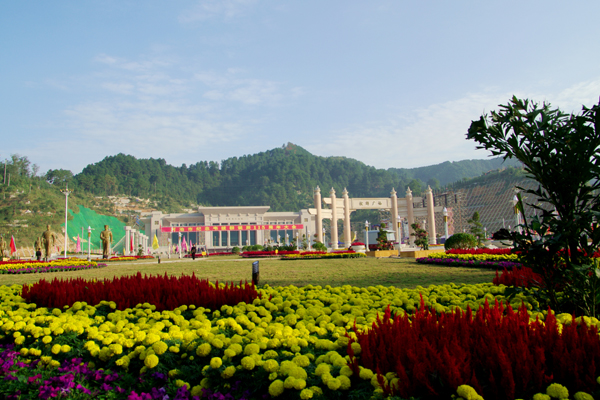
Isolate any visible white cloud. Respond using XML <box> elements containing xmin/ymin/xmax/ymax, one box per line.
<box><xmin>179</xmin><ymin>0</ymin><xmax>257</xmax><ymax>22</ymax></box>
<box><xmin>309</xmin><ymin>77</ymin><xmax>600</xmax><ymax>169</ymax></box>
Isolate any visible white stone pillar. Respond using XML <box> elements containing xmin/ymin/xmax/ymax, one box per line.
<box><xmin>426</xmin><ymin>186</ymin><xmax>437</xmax><ymax>245</ymax></box>
<box><xmin>342</xmin><ymin>188</ymin><xmax>351</xmax><ymax>247</ymax></box>
<box><xmin>406</xmin><ymin>188</ymin><xmax>415</xmax><ymax>246</ymax></box>
<box><xmin>390</xmin><ymin>188</ymin><xmax>398</xmax><ymax>245</ymax></box>
<box><xmin>125</xmin><ymin>226</ymin><xmax>132</xmax><ymax>256</ymax></box>
<box><xmin>314</xmin><ymin>186</ymin><xmax>323</xmax><ymax>243</ymax></box>
<box><xmin>330</xmin><ymin>188</ymin><xmax>338</xmax><ymax>250</ymax></box>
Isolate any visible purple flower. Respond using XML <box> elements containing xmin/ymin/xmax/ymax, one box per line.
<box><xmin>76</xmin><ymin>384</ymin><xmax>92</xmax><ymax>394</ymax></box>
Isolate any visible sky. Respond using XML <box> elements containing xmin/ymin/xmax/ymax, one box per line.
<box><xmin>2</xmin><ymin>1</ymin><xmax>600</xmax><ymax>175</ymax></box>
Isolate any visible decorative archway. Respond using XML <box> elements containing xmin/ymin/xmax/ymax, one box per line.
<box><xmin>309</xmin><ymin>186</ymin><xmax>443</xmax><ymax>249</ymax></box>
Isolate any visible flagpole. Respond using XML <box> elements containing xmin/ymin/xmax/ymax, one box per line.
<box><xmin>60</xmin><ymin>185</ymin><xmax>72</xmax><ymax>258</ymax></box>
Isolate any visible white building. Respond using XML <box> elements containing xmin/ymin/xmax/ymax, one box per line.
<box><xmin>140</xmin><ymin>206</ymin><xmax>316</xmax><ymax>251</ymax></box>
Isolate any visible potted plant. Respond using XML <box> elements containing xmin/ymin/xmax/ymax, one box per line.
<box><xmin>350</xmin><ymin>241</ymin><xmax>366</xmax><ymax>252</ymax></box>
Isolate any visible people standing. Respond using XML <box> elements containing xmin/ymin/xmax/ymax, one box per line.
<box><xmin>191</xmin><ymin>244</ymin><xmax>197</xmax><ymax>260</ymax></box>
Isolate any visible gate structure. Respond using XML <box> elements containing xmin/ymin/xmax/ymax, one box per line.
<box><xmin>309</xmin><ymin>186</ymin><xmax>444</xmax><ymax>249</ymax></box>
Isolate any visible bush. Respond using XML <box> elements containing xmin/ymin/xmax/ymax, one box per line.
<box><xmin>311</xmin><ymin>241</ymin><xmax>327</xmax><ymax>251</ymax></box>
<box><xmin>444</xmin><ymin>233</ymin><xmax>477</xmax><ymax>250</ymax></box>
<box><xmin>231</xmin><ymin>246</ymin><xmax>240</xmax><ymax>254</ymax></box>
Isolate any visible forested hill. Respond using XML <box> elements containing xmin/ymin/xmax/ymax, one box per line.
<box><xmin>73</xmin><ymin>143</ymin><xmax>521</xmax><ymax>211</ymax></box>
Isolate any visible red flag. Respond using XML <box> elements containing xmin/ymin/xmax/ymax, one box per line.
<box><xmin>130</xmin><ymin>233</ymin><xmax>134</xmax><ymax>252</ymax></box>
<box><xmin>9</xmin><ymin>236</ymin><xmax>17</xmax><ymax>254</ymax></box>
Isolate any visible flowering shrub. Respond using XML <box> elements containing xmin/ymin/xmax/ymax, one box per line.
<box><xmin>347</xmin><ymin>298</ymin><xmax>600</xmax><ymax>400</ymax></box>
<box><xmin>494</xmin><ymin>267</ymin><xmax>545</xmax><ymax>288</ymax></box>
<box><xmin>350</xmin><ymin>242</ymin><xmax>365</xmax><ymax>246</ymax></box>
<box><xmin>21</xmin><ymin>273</ymin><xmax>261</xmax><ymax>312</ymax></box>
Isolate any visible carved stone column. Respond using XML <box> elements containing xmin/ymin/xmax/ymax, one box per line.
<box><xmin>330</xmin><ymin>187</ymin><xmax>338</xmax><ymax>250</ymax></box>
<box><xmin>342</xmin><ymin>188</ymin><xmax>351</xmax><ymax>246</ymax></box>
<box><xmin>426</xmin><ymin>186</ymin><xmax>437</xmax><ymax>245</ymax></box>
<box><xmin>406</xmin><ymin>188</ymin><xmax>415</xmax><ymax>246</ymax></box>
<box><xmin>314</xmin><ymin>186</ymin><xmax>323</xmax><ymax>243</ymax></box>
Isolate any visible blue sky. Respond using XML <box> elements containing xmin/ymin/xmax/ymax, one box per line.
<box><xmin>2</xmin><ymin>1</ymin><xmax>600</xmax><ymax>174</ymax></box>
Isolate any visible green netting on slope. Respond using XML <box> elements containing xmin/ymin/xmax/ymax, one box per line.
<box><xmin>63</xmin><ymin>206</ymin><xmax>130</xmax><ymax>253</ymax></box>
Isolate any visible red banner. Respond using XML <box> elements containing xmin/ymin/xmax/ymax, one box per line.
<box><xmin>161</xmin><ymin>224</ymin><xmax>304</xmax><ymax>233</ymax></box>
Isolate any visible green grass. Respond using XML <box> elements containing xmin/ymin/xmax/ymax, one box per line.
<box><xmin>0</xmin><ymin>257</ymin><xmax>496</xmax><ymax>288</ymax></box>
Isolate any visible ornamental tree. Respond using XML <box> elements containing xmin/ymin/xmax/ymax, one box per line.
<box><xmin>467</xmin><ymin>96</ymin><xmax>600</xmax><ymax>316</ymax></box>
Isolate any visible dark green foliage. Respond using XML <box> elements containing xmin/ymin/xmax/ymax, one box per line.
<box><xmin>411</xmin><ymin>223</ymin><xmax>429</xmax><ymax>250</ymax></box>
<box><xmin>467</xmin><ymin>96</ymin><xmax>600</xmax><ymax>317</ymax></box>
<box><xmin>312</xmin><ymin>241</ymin><xmax>327</xmax><ymax>251</ymax></box>
<box><xmin>444</xmin><ymin>233</ymin><xmax>477</xmax><ymax>250</ymax></box>
<box><xmin>467</xmin><ymin>211</ymin><xmax>485</xmax><ymax>247</ymax></box>
<box><xmin>231</xmin><ymin>246</ymin><xmax>240</xmax><ymax>254</ymax></box>
<box><xmin>376</xmin><ymin>223</ymin><xmax>394</xmax><ymax>250</ymax></box>
<box><xmin>71</xmin><ymin>144</ymin><xmax>516</xmax><ymax>212</ymax></box>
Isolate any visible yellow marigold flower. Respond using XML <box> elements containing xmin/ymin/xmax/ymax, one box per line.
<box><xmin>169</xmin><ymin>345</ymin><xmax>180</xmax><ymax>353</ymax></box>
<box><xmin>42</xmin><ymin>335</ymin><xmax>53</xmax><ymax>344</ymax></box>
<box><xmin>340</xmin><ymin>365</ymin><xmax>353</xmax><ymax>377</ymax></box>
<box><xmin>546</xmin><ymin>383</ymin><xmax>569</xmax><ymax>399</ymax></box>
<box><xmin>196</xmin><ymin>343</ymin><xmax>211</xmax><ymax>357</ymax></box>
<box><xmin>300</xmin><ymin>388</ymin><xmax>313</xmax><ymax>399</ymax></box>
<box><xmin>169</xmin><ymin>369</ymin><xmax>179</xmax><ymax>378</ymax></box>
<box><xmin>268</xmin><ymin>380</ymin><xmax>285</xmax><ymax>397</ymax></box>
<box><xmin>51</xmin><ymin>344</ymin><xmax>62</xmax><ymax>355</ymax></box>
<box><xmin>293</xmin><ymin>378</ymin><xmax>307</xmax><ymax>390</ymax></box>
<box><xmin>210</xmin><ymin>357</ymin><xmax>222</xmax><ymax>369</ymax></box>
<box><xmin>284</xmin><ymin>376</ymin><xmax>296</xmax><ymax>389</ymax></box>
<box><xmin>244</xmin><ymin>343</ymin><xmax>260</xmax><ymax>355</ymax></box>
<box><xmin>224</xmin><ymin>349</ymin><xmax>236</xmax><ymax>358</ymax></box>
<box><xmin>314</xmin><ymin>363</ymin><xmax>330</xmax><ymax>377</ymax></box>
<box><xmin>264</xmin><ymin>350</ymin><xmax>279</xmax><ymax>359</ymax></box>
<box><xmin>152</xmin><ymin>341</ymin><xmax>168</xmax><ymax>355</ymax></box>
<box><xmin>190</xmin><ymin>386</ymin><xmax>203</xmax><ymax>397</ymax></box>
<box><xmin>327</xmin><ymin>377</ymin><xmax>341</xmax><ymax>391</ymax></box>
<box><xmin>175</xmin><ymin>380</ymin><xmax>190</xmax><ymax>390</ymax></box>
<box><xmin>241</xmin><ymin>356</ymin><xmax>256</xmax><ymax>370</ymax></box>
<box><xmin>457</xmin><ymin>384</ymin><xmax>483</xmax><ymax>400</ymax></box>
<box><xmin>19</xmin><ymin>348</ymin><xmax>29</xmax><ymax>356</ymax></box>
<box><xmin>350</xmin><ymin>342</ymin><xmax>361</xmax><ymax>355</ymax></box>
<box><xmin>574</xmin><ymin>392</ymin><xmax>594</xmax><ymax>400</ymax></box>
<box><xmin>14</xmin><ymin>336</ymin><xmax>25</xmax><ymax>345</ymax></box>
<box><xmin>358</xmin><ymin>367</ymin><xmax>373</xmax><ymax>380</ymax></box>
<box><xmin>269</xmin><ymin>372</ymin><xmax>278</xmax><ymax>381</ymax></box>
<box><xmin>60</xmin><ymin>344</ymin><xmax>71</xmax><ymax>353</ymax></box>
<box><xmin>115</xmin><ymin>356</ymin><xmax>130</xmax><ymax>367</ymax></box>
<box><xmin>533</xmin><ymin>394</ymin><xmax>551</xmax><ymax>400</ymax></box>
<box><xmin>338</xmin><ymin>375</ymin><xmax>351</xmax><ymax>390</ymax></box>
<box><xmin>211</xmin><ymin>338</ymin><xmax>224</xmax><ymax>349</ymax></box>
<box><xmin>292</xmin><ymin>355</ymin><xmax>310</xmax><ymax>368</ymax></box>
<box><xmin>263</xmin><ymin>359</ymin><xmax>279</xmax><ymax>373</ymax></box>
<box><xmin>144</xmin><ymin>354</ymin><xmax>159</xmax><ymax>369</ymax></box>
<box><xmin>309</xmin><ymin>386</ymin><xmax>323</xmax><ymax>395</ymax></box>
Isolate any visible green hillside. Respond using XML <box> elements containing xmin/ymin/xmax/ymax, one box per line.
<box><xmin>72</xmin><ymin>143</ymin><xmax>519</xmax><ymax>211</ymax></box>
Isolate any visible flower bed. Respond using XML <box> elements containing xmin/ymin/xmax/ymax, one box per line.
<box><xmin>0</xmin><ymin>259</ymin><xmax>104</xmax><ymax>275</ymax></box>
<box><xmin>281</xmin><ymin>252</ymin><xmax>366</xmax><ymax>260</ymax></box>
<box><xmin>348</xmin><ymin>299</ymin><xmax>600</xmax><ymax>399</ymax></box>
<box><xmin>21</xmin><ymin>273</ymin><xmax>261</xmax><ymax>312</ymax></box>
<box><xmin>418</xmin><ymin>251</ymin><xmax>521</xmax><ymax>263</ymax></box>
<box><xmin>0</xmin><ymin>281</ymin><xmax>599</xmax><ymax>399</ymax></box>
<box><xmin>105</xmin><ymin>255</ymin><xmax>155</xmax><ymax>262</ymax></box>
<box><xmin>241</xmin><ymin>250</ymin><xmax>300</xmax><ymax>258</ymax></box>
<box><xmin>446</xmin><ymin>248</ymin><xmax>514</xmax><ymax>255</ymax></box>
<box><xmin>416</xmin><ymin>257</ymin><xmax>521</xmax><ymax>270</ymax></box>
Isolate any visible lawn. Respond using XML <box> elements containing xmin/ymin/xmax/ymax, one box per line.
<box><xmin>0</xmin><ymin>256</ymin><xmax>496</xmax><ymax>288</ymax></box>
